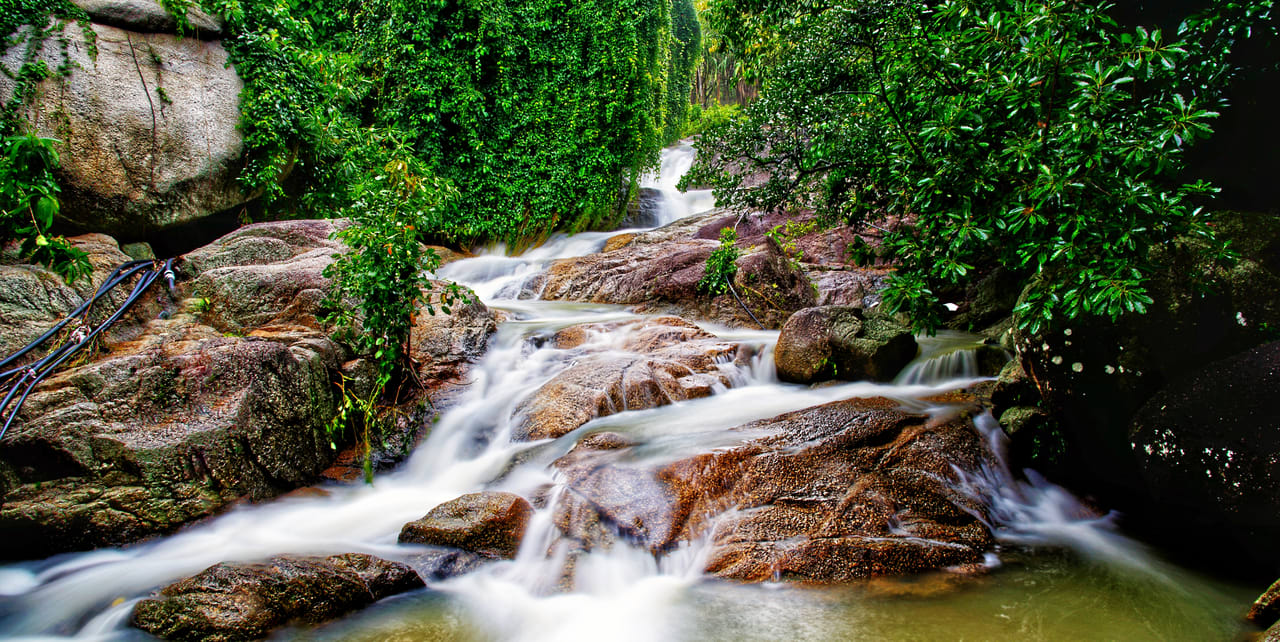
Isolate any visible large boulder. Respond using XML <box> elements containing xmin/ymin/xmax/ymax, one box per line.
<box><xmin>131</xmin><ymin>554</ymin><xmax>424</xmax><ymax>641</ymax></box>
<box><xmin>73</xmin><ymin>0</ymin><xmax>224</xmax><ymax>37</ymax></box>
<box><xmin>1005</xmin><ymin>212</ymin><xmax>1280</xmax><ymax>543</ymax></box>
<box><xmin>773</xmin><ymin>306</ymin><xmax>918</xmax><ymax>384</ymax></box>
<box><xmin>0</xmin><ymin>19</ymin><xmax>245</xmax><ymax>238</ymax></box>
<box><xmin>552</xmin><ymin>396</ymin><xmax>995</xmax><ymax>583</ymax></box>
<box><xmin>398</xmin><ymin>491</ymin><xmax>534</xmax><ymax>559</ymax></box>
<box><xmin>512</xmin><ymin>317</ymin><xmax>741</xmax><ymax>441</ymax></box>
<box><xmin>0</xmin><ymin>221</ymin><xmax>496</xmax><ymax>557</ymax></box>
<box><xmin>534</xmin><ymin>210</ymin><xmax>817</xmax><ymax>328</ymax></box>
<box><xmin>1129</xmin><ymin>342</ymin><xmax>1280</xmax><ymax>566</ymax></box>
<box><xmin>0</xmin><ymin>233</ymin><xmax>155</xmax><ymax>358</ymax></box>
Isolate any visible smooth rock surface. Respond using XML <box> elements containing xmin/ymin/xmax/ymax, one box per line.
<box><xmin>131</xmin><ymin>554</ymin><xmax>423</xmax><ymax>641</ymax></box>
<box><xmin>74</xmin><ymin>0</ymin><xmax>224</xmax><ymax>36</ymax></box>
<box><xmin>773</xmin><ymin>306</ymin><xmax>918</xmax><ymax>384</ymax></box>
<box><xmin>0</xmin><ymin>21</ymin><xmax>245</xmax><ymax>238</ymax></box>
<box><xmin>553</xmin><ymin>396</ymin><xmax>995</xmax><ymax>583</ymax></box>
<box><xmin>399</xmin><ymin>491</ymin><xmax>534</xmax><ymax>559</ymax></box>
<box><xmin>513</xmin><ymin>317</ymin><xmax>740</xmax><ymax>441</ymax></box>
<box><xmin>534</xmin><ymin>210</ymin><xmax>816</xmax><ymax>328</ymax></box>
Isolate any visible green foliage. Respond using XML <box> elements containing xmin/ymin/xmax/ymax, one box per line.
<box><xmin>0</xmin><ymin>0</ymin><xmax>93</xmax><ymax>281</ymax></box>
<box><xmin>322</xmin><ymin>158</ymin><xmax>468</xmax><ymax>376</ymax></box>
<box><xmin>0</xmin><ymin>133</ymin><xmax>89</xmax><ymax>282</ymax></box>
<box><xmin>665</xmin><ymin>0</ymin><xmax>702</xmax><ymax>143</ymax></box>
<box><xmin>354</xmin><ymin>0</ymin><xmax>679</xmax><ymax>243</ymax></box>
<box><xmin>687</xmin><ymin>0</ymin><xmax>1275</xmax><ymax>333</ymax></box>
<box><xmin>682</xmin><ymin>100</ymin><xmax>740</xmax><ymax>138</ymax></box>
<box><xmin>1</xmin><ymin>0</ymin><xmax>94</xmax><ymax>127</ymax></box>
<box><xmin>698</xmin><ymin>227</ymin><xmax>740</xmax><ymax>295</ymax></box>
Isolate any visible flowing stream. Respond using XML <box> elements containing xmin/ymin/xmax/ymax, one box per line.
<box><xmin>0</xmin><ymin>145</ymin><xmax>1260</xmax><ymax>641</ymax></box>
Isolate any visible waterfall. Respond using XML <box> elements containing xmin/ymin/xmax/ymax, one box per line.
<box><xmin>0</xmin><ymin>145</ymin><xmax>1250</xmax><ymax>642</ymax></box>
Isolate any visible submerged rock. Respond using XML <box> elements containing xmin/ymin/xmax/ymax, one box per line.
<box><xmin>553</xmin><ymin>396</ymin><xmax>995</xmax><ymax>583</ymax></box>
<box><xmin>131</xmin><ymin>553</ymin><xmax>423</xmax><ymax>641</ymax></box>
<box><xmin>399</xmin><ymin>491</ymin><xmax>534</xmax><ymax>559</ymax></box>
<box><xmin>513</xmin><ymin>317</ymin><xmax>740</xmax><ymax>441</ymax></box>
<box><xmin>773</xmin><ymin>306</ymin><xmax>918</xmax><ymax>384</ymax></box>
<box><xmin>0</xmin><ymin>20</ymin><xmax>245</xmax><ymax>238</ymax></box>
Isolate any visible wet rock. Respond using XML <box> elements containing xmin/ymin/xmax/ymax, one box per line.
<box><xmin>131</xmin><ymin>553</ymin><xmax>423</xmax><ymax>641</ymax></box>
<box><xmin>183</xmin><ymin>220</ymin><xmax>348</xmax><ymax>334</ymax></box>
<box><xmin>399</xmin><ymin>491</ymin><xmax>535</xmax><ymax>559</ymax></box>
<box><xmin>1129</xmin><ymin>341</ymin><xmax>1280</xmax><ymax>566</ymax></box>
<box><xmin>0</xmin><ymin>233</ymin><xmax>150</xmax><ymax>358</ymax></box>
<box><xmin>774</xmin><ymin>306</ymin><xmax>917</xmax><ymax>384</ymax></box>
<box><xmin>621</xmin><ymin>187</ymin><xmax>665</xmax><ymax>228</ymax></box>
<box><xmin>1250</xmin><ymin>578</ymin><xmax>1280</xmax><ymax>629</ymax></box>
<box><xmin>537</xmin><ymin>210</ymin><xmax>816</xmax><ymax>328</ymax></box>
<box><xmin>74</xmin><ymin>0</ymin><xmax>224</xmax><ymax>37</ymax></box>
<box><xmin>553</xmin><ymin>397</ymin><xmax>995</xmax><ymax>583</ymax></box>
<box><xmin>514</xmin><ymin>317</ymin><xmax>739</xmax><ymax>441</ymax></box>
<box><xmin>409</xmin><ymin>286</ymin><xmax>497</xmax><ymax>384</ymax></box>
<box><xmin>0</xmin><ymin>323</ymin><xmax>344</xmax><ymax>557</ymax></box>
<box><xmin>404</xmin><ymin>546</ymin><xmax>488</xmax><ymax>581</ymax></box>
<box><xmin>0</xmin><ymin>221</ymin><xmax>493</xmax><ymax>557</ymax></box>
<box><xmin>1007</xmin><ymin>212</ymin><xmax>1280</xmax><ymax>508</ymax></box>
<box><xmin>0</xmin><ymin>21</ymin><xmax>245</xmax><ymax>238</ymax></box>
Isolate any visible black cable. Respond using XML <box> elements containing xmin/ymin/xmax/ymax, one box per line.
<box><xmin>0</xmin><ymin>260</ymin><xmax>152</xmax><ymax>375</ymax></box>
<box><xmin>725</xmin><ymin>274</ymin><xmax>765</xmax><ymax>330</ymax></box>
<box><xmin>0</xmin><ymin>260</ymin><xmax>170</xmax><ymax>441</ymax></box>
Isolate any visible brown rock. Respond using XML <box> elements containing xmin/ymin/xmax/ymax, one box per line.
<box><xmin>553</xmin><ymin>396</ymin><xmax>994</xmax><ymax>583</ymax></box>
<box><xmin>535</xmin><ymin>210</ymin><xmax>816</xmax><ymax>328</ymax></box>
<box><xmin>131</xmin><ymin>554</ymin><xmax>423</xmax><ymax>641</ymax></box>
<box><xmin>1247</xmin><ymin>577</ymin><xmax>1280</xmax><ymax>628</ymax></box>
<box><xmin>774</xmin><ymin>306</ymin><xmax>918</xmax><ymax>384</ymax></box>
<box><xmin>514</xmin><ymin>317</ymin><xmax>738</xmax><ymax>441</ymax></box>
<box><xmin>399</xmin><ymin>491</ymin><xmax>535</xmax><ymax>559</ymax></box>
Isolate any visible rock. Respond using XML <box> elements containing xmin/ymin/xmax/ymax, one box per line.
<box><xmin>399</xmin><ymin>492</ymin><xmax>534</xmax><ymax>559</ymax></box>
<box><xmin>0</xmin><ymin>321</ymin><xmax>344</xmax><ymax>557</ymax></box>
<box><xmin>0</xmin><ymin>21</ymin><xmax>245</xmax><ymax>238</ymax></box>
<box><xmin>73</xmin><ymin>0</ymin><xmax>224</xmax><ymax>37</ymax></box>
<box><xmin>773</xmin><ymin>306</ymin><xmax>918</xmax><ymax>384</ymax></box>
<box><xmin>1007</xmin><ymin>211</ymin><xmax>1280</xmax><ymax>502</ymax></box>
<box><xmin>553</xmin><ymin>397</ymin><xmax>995</xmax><ymax>583</ymax></box>
<box><xmin>0</xmin><ymin>220</ymin><xmax>494</xmax><ymax>557</ymax></box>
<box><xmin>621</xmin><ymin>187</ymin><xmax>665</xmax><ymax>228</ymax></box>
<box><xmin>1129</xmin><ymin>342</ymin><xmax>1280</xmax><ymax>566</ymax></box>
<box><xmin>183</xmin><ymin>220</ymin><xmax>349</xmax><ymax>334</ymax></box>
<box><xmin>131</xmin><ymin>553</ymin><xmax>423</xmax><ymax>641</ymax></box>
<box><xmin>0</xmin><ymin>233</ymin><xmax>151</xmax><ymax>359</ymax></box>
<box><xmin>535</xmin><ymin>210</ymin><xmax>817</xmax><ymax>328</ymax></box>
<box><xmin>409</xmin><ymin>285</ymin><xmax>497</xmax><ymax>383</ymax></box>
<box><xmin>1267</xmin><ymin>621</ymin><xmax>1280</xmax><ymax>642</ymax></box>
<box><xmin>513</xmin><ymin>317</ymin><xmax>740</xmax><ymax>441</ymax></box>
<box><xmin>944</xmin><ymin>267</ymin><xmax>1023</xmax><ymax>332</ymax></box>
<box><xmin>1250</xmin><ymin>578</ymin><xmax>1280</xmax><ymax>629</ymax></box>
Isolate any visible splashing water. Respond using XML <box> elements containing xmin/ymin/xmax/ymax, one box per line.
<box><xmin>0</xmin><ymin>145</ymin><xmax>1259</xmax><ymax>641</ymax></box>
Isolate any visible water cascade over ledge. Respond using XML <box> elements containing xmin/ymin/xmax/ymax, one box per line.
<box><xmin>0</xmin><ymin>144</ymin><xmax>1259</xmax><ymax>641</ymax></box>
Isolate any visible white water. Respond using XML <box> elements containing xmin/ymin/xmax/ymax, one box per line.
<box><xmin>0</xmin><ymin>145</ymin><xmax>1234</xmax><ymax>641</ymax></box>
<box><xmin>638</xmin><ymin>142</ymin><xmax>715</xmax><ymax>226</ymax></box>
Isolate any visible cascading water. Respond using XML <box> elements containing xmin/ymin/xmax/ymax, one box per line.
<box><xmin>0</xmin><ymin>144</ymin><xmax>1260</xmax><ymax>641</ymax></box>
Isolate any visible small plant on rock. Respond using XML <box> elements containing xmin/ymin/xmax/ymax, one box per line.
<box><xmin>699</xmin><ymin>227</ymin><xmax>741</xmax><ymax>295</ymax></box>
